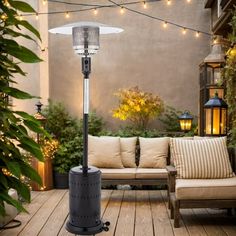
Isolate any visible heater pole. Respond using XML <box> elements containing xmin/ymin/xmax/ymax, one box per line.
<box><xmin>82</xmin><ymin>56</ymin><xmax>91</xmax><ymax>172</ymax></box>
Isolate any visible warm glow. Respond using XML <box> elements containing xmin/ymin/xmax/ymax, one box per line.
<box><xmin>180</xmin><ymin>119</ymin><xmax>192</xmax><ymax>131</ymax></box>
<box><xmin>4</xmin><ymin>0</ymin><xmax>10</xmax><ymax>7</ymax></box>
<box><xmin>195</xmin><ymin>31</ymin><xmax>200</xmax><ymax>38</ymax></box>
<box><xmin>187</xmin><ymin>0</ymin><xmax>191</xmax><ymax>3</ymax></box>
<box><xmin>143</xmin><ymin>1</ymin><xmax>147</xmax><ymax>9</ymax></box>
<box><xmin>35</xmin><ymin>13</ymin><xmax>39</xmax><ymax>20</ymax></box>
<box><xmin>167</xmin><ymin>0</ymin><xmax>171</xmax><ymax>5</ymax></box>
<box><xmin>209</xmin><ymin>89</ymin><xmax>224</xmax><ymax>99</ymax></box>
<box><xmin>19</xmin><ymin>15</ymin><xmax>23</xmax><ymax>21</ymax></box>
<box><xmin>65</xmin><ymin>12</ymin><xmax>70</xmax><ymax>18</ymax></box>
<box><xmin>1</xmin><ymin>14</ymin><xmax>7</xmax><ymax>20</ymax></box>
<box><xmin>163</xmin><ymin>21</ymin><xmax>168</xmax><ymax>28</ymax></box>
<box><xmin>93</xmin><ymin>8</ymin><xmax>98</xmax><ymax>15</ymax></box>
<box><xmin>182</xmin><ymin>28</ymin><xmax>187</xmax><ymax>35</ymax></box>
<box><xmin>43</xmin><ymin>0</ymin><xmax>47</xmax><ymax>5</ymax></box>
<box><xmin>120</xmin><ymin>7</ymin><xmax>125</xmax><ymax>14</ymax></box>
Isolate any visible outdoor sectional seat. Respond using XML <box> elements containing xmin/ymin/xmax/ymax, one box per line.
<box><xmin>167</xmin><ymin>137</ymin><xmax>236</xmax><ymax>228</ymax></box>
<box><xmin>88</xmin><ymin>135</ymin><xmax>189</xmax><ymax>186</ymax></box>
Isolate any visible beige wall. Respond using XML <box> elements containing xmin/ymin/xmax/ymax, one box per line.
<box><xmin>48</xmin><ymin>0</ymin><xmax>210</xmax><ymax>130</ymax></box>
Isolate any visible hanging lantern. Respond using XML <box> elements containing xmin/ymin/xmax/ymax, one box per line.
<box><xmin>179</xmin><ymin>111</ymin><xmax>193</xmax><ymax>132</ymax></box>
<box><xmin>204</xmin><ymin>92</ymin><xmax>228</xmax><ymax>136</ymax></box>
<box><xmin>199</xmin><ymin>35</ymin><xmax>227</xmax><ymax>136</ymax></box>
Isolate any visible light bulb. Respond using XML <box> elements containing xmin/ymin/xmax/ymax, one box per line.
<box><xmin>65</xmin><ymin>12</ymin><xmax>70</xmax><ymax>18</ymax></box>
<box><xmin>195</xmin><ymin>31</ymin><xmax>200</xmax><ymax>38</ymax></box>
<box><xmin>19</xmin><ymin>15</ymin><xmax>23</xmax><ymax>21</ymax></box>
<box><xmin>35</xmin><ymin>13</ymin><xmax>39</xmax><ymax>20</ymax></box>
<box><xmin>143</xmin><ymin>1</ymin><xmax>147</xmax><ymax>9</ymax></box>
<box><xmin>163</xmin><ymin>21</ymin><xmax>168</xmax><ymax>28</ymax></box>
<box><xmin>182</xmin><ymin>28</ymin><xmax>187</xmax><ymax>35</ymax></box>
<box><xmin>187</xmin><ymin>0</ymin><xmax>191</xmax><ymax>2</ymax></box>
<box><xmin>93</xmin><ymin>8</ymin><xmax>98</xmax><ymax>15</ymax></box>
<box><xmin>167</xmin><ymin>0</ymin><xmax>171</xmax><ymax>5</ymax></box>
<box><xmin>5</xmin><ymin>0</ymin><xmax>10</xmax><ymax>7</ymax></box>
<box><xmin>120</xmin><ymin>7</ymin><xmax>125</xmax><ymax>14</ymax></box>
<box><xmin>43</xmin><ymin>0</ymin><xmax>47</xmax><ymax>6</ymax></box>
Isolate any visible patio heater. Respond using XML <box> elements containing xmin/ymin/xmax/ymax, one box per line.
<box><xmin>49</xmin><ymin>22</ymin><xmax>123</xmax><ymax>235</ymax></box>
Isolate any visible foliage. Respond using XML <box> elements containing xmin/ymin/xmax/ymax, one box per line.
<box><xmin>222</xmin><ymin>8</ymin><xmax>236</xmax><ymax>147</ymax></box>
<box><xmin>0</xmin><ymin>0</ymin><xmax>45</xmax><ymax>216</ymax></box>
<box><xmin>159</xmin><ymin>106</ymin><xmax>182</xmax><ymax>132</ymax></box>
<box><xmin>112</xmin><ymin>86</ymin><xmax>164</xmax><ymax>131</ymax></box>
<box><xmin>43</xmin><ymin>102</ymin><xmax>105</xmax><ymax>173</ymax></box>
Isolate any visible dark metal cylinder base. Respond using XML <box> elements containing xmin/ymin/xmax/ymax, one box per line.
<box><xmin>66</xmin><ymin>220</ymin><xmax>104</xmax><ymax>235</ymax></box>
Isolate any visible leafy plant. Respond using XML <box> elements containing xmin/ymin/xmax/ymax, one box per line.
<box><xmin>112</xmin><ymin>86</ymin><xmax>164</xmax><ymax>131</ymax></box>
<box><xmin>159</xmin><ymin>106</ymin><xmax>182</xmax><ymax>132</ymax></box>
<box><xmin>0</xmin><ymin>0</ymin><xmax>45</xmax><ymax>216</ymax></box>
<box><xmin>222</xmin><ymin>8</ymin><xmax>236</xmax><ymax>147</ymax></box>
<box><xmin>43</xmin><ymin>102</ymin><xmax>105</xmax><ymax>173</ymax></box>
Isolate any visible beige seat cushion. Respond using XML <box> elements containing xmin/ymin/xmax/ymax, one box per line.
<box><xmin>88</xmin><ymin>136</ymin><xmax>123</xmax><ymax>168</ymax></box>
<box><xmin>100</xmin><ymin>168</ymin><xmax>136</xmax><ymax>179</ymax></box>
<box><xmin>176</xmin><ymin>177</ymin><xmax>236</xmax><ymax>200</ymax></box>
<box><xmin>120</xmin><ymin>137</ymin><xmax>137</xmax><ymax>168</ymax></box>
<box><xmin>139</xmin><ymin>137</ymin><xmax>169</xmax><ymax>168</ymax></box>
<box><xmin>135</xmin><ymin>168</ymin><xmax>168</xmax><ymax>179</ymax></box>
<box><xmin>170</xmin><ymin>137</ymin><xmax>234</xmax><ymax>179</ymax></box>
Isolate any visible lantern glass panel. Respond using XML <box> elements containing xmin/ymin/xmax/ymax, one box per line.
<box><xmin>205</xmin><ymin>108</ymin><xmax>212</xmax><ymax>135</ymax></box>
<box><xmin>213</xmin><ymin>108</ymin><xmax>220</xmax><ymax>135</ymax></box>
<box><xmin>220</xmin><ymin>108</ymin><xmax>227</xmax><ymax>134</ymax></box>
<box><xmin>213</xmin><ymin>67</ymin><xmax>221</xmax><ymax>84</ymax></box>
<box><xmin>209</xmin><ymin>88</ymin><xmax>224</xmax><ymax>98</ymax></box>
<box><xmin>180</xmin><ymin>119</ymin><xmax>192</xmax><ymax>131</ymax></box>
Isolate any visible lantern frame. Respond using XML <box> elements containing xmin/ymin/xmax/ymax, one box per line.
<box><xmin>179</xmin><ymin>111</ymin><xmax>193</xmax><ymax>132</ymax></box>
<box><xmin>204</xmin><ymin>93</ymin><xmax>228</xmax><ymax>136</ymax></box>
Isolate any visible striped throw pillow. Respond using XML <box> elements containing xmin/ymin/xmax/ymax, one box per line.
<box><xmin>170</xmin><ymin>137</ymin><xmax>234</xmax><ymax>179</ymax></box>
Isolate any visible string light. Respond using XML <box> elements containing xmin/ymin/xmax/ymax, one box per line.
<box><xmin>187</xmin><ymin>0</ymin><xmax>191</xmax><ymax>2</ymax></box>
<box><xmin>120</xmin><ymin>6</ymin><xmax>125</xmax><ymax>14</ymax></box>
<box><xmin>65</xmin><ymin>11</ymin><xmax>70</xmax><ymax>18</ymax></box>
<box><xmin>43</xmin><ymin>0</ymin><xmax>47</xmax><ymax>5</ymax></box>
<box><xmin>182</xmin><ymin>28</ymin><xmax>187</xmax><ymax>35</ymax></box>
<box><xmin>93</xmin><ymin>8</ymin><xmax>98</xmax><ymax>15</ymax></box>
<box><xmin>167</xmin><ymin>0</ymin><xmax>171</xmax><ymax>5</ymax></box>
<box><xmin>195</xmin><ymin>31</ymin><xmax>200</xmax><ymax>38</ymax></box>
<box><xmin>35</xmin><ymin>13</ymin><xmax>39</xmax><ymax>20</ymax></box>
<box><xmin>19</xmin><ymin>14</ymin><xmax>23</xmax><ymax>21</ymax></box>
<box><xmin>1</xmin><ymin>14</ymin><xmax>7</xmax><ymax>20</ymax></box>
<box><xmin>4</xmin><ymin>0</ymin><xmax>10</xmax><ymax>7</ymax></box>
<box><xmin>163</xmin><ymin>21</ymin><xmax>168</xmax><ymax>28</ymax></box>
<box><xmin>143</xmin><ymin>1</ymin><xmax>147</xmax><ymax>9</ymax></box>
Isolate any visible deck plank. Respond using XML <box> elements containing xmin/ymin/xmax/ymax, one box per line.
<box><xmin>38</xmin><ymin>191</ymin><xmax>69</xmax><ymax>236</ymax></box>
<box><xmin>18</xmin><ymin>190</ymin><xmax>66</xmax><ymax>236</ymax></box>
<box><xmin>181</xmin><ymin>209</ymin><xmax>207</xmax><ymax>236</ymax></box>
<box><xmin>99</xmin><ymin>190</ymin><xmax>124</xmax><ymax>236</ymax></box>
<box><xmin>193</xmin><ymin>209</ymin><xmax>227</xmax><ymax>236</ymax></box>
<box><xmin>160</xmin><ymin>190</ymin><xmax>189</xmax><ymax>236</ymax></box>
<box><xmin>135</xmin><ymin>190</ymin><xmax>154</xmax><ymax>236</ymax></box>
<box><xmin>115</xmin><ymin>190</ymin><xmax>136</xmax><ymax>236</ymax></box>
<box><xmin>0</xmin><ymin>190</ymin><xmax>56</xmax><ymax>236</ymax></box>
<box><xmin>149</xmin><ymin>190</ymin><xmax>174</xmax><ymax>236</ymax></box>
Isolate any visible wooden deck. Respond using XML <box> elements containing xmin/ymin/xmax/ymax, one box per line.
<box><xmin>0</xmin><ymin>189</ymin><xmax>236</xmax><ymax>236</ymax></box>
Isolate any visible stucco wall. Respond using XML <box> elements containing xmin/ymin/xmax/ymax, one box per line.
<box><xmin>48</xmin><ymin>0</ymin><xmax>211</xmax><ymax>130</ymax></box>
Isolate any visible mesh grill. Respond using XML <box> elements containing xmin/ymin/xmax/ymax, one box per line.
<box><xmin>72</xmin><ymin>26</ymin><xmax>99</xmax><ymax>56</ymax></box>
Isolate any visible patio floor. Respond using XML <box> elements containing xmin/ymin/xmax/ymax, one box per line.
<box><xmin>0</xmin><ymin>189</ymin><xmax>236</xmax><ymax>236</ymax></box>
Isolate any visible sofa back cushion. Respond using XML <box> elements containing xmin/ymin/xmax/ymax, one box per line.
<box><xmin>139</xmin><ymin>137</ymin><xmax>169</xmax><ymax>168</ymax></box>
<box><xmin>120</xmin><ymin>137</ymin><xmax>137</xmax><ymax>167</ymax></box>
<box><xmin>170</xmin><ymin>137</ymin><xmax>234</xmax><ymax>179</ymax></box>
<box><xmin>88</xmin><ymin>136</ymin><xmax>124</xmax><ymax>168</ymax></box>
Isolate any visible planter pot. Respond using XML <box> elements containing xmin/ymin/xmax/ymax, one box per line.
<box><xmin>53</xmin><ymin>172</ymin><xmax>69</xmax><ymax>189</ymax></box>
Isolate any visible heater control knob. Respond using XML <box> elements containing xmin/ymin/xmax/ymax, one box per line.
<box><xmin>104</xmin><ymin>221</ymin><xmax>110</xmax><ymax>226</ymax></box>
<box><xmin>103</xmin><ymin>226</ymin><xmax>109</xmax><ymax>232</ymax></box>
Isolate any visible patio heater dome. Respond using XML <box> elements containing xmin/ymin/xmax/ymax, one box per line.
<box><xmin>49</xmin><ymin>22</ymin><xmax>123</xmax><ymax>235</ymax></box>
<box><xmin>49</xmin><ymin>21</ymin><xmax>123</xmax><ymax>56</ymax></box>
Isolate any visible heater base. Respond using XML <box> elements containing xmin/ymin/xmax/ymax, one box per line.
<box><xmin>66</xmin><ymin>220</ymin><xmax>109</xmax><ymax>235</ymax></box>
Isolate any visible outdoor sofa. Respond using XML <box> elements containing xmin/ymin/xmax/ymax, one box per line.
<box><xmin>167</xmin><ymin>137</ymin><xmax>236</xmax><ymax>228</ymax></box>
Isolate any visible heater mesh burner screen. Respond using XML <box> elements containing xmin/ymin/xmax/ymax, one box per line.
<box><xmin>72</xmin><ymin>26</ymin><xmax>99</xmax><ymax>55</ymax></box>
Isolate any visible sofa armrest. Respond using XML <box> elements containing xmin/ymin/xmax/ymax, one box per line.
<box><xmin>228</xmin><ymin>147</ymin><xmax>236</xmax><ymax>173</ymax></box>
<box><xmin>166</xmin><ymin>165</ymin><xmax>177</xmax><ymax>193</ymax></box>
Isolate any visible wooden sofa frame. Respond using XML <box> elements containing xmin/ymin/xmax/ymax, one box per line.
<box><xmin>167</xmin><ymin>147</ymin><xmax>236</xmax><ymax>228</ymax></box>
